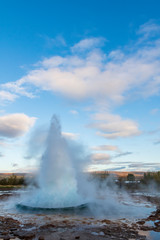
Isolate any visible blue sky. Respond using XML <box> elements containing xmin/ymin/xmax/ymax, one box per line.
<box><xmin>0</xmin><ymin>0</ymin><xmax>160</xmax><ymax>172</ymax></box>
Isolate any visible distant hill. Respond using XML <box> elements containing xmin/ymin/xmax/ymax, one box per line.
<box><xmin>0</xmin><ymin>171</ymin><xmax>145</xmax><ymax>180</ymax></box>
<box><xmin>0</xmin><ymin>173</ymin><xmax>26</xmax><ymax>180</ymax></box>
<box><xmin>91</xmin><ymin>171</ymin><xmax>144</xmax><ymax>179</ymax></box>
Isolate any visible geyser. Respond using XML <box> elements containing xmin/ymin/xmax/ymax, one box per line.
<box><xmin>19</xmin><ymin>115</ymin><xmax>87</xmax><ymax>209</ymax></box>
<box><xmin>15</xmin><ymin>116</ymin><xmax>156</xmax><ymax>218</ymax></box>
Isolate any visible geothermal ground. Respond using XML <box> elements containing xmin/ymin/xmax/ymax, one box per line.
<box><xmin>0</xmin><ymin>118</ymin><xmax>159</xmax><ymax>239</ymax></box>
<box><xmin>0</xmin><ymin>189</ymin><xmax>160</xmax><ymax>240</ymax></box>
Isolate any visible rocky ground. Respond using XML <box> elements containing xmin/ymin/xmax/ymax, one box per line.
<box><xmin>0</xmin><ymin>214</ymin><xmax>149</xmax><ymax>240</ymax></box>
<box><xmin>0</xmin><ymin>192</ymin><xmax>160</xmax><ymax>240</ymax></box>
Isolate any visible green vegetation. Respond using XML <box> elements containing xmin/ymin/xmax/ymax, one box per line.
<box><xmin>90</xmin><ymin>171</ymin><xmax>160</xmax><ymax>190</ymax></box>
<box><xmin>0</xmin><ymin>174</ymin><xmax>25</xmax><ymax>186</ymax></box>
<box><xmin>127</xmin><ymin>173</ymin><xmax>135</xmax><ymax>181</ymax></box>
<box><xmin>1</xmin><ymin>171</ymin><xmax>160</xmax><ymax>189</ymax></box>
<box><xmin>141</xmin><ymin>171</ymin><xmax>160</xmax><ymax>185</ymax></box>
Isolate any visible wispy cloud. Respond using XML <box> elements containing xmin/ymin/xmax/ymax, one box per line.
<box><xmin>91</xmin><ymin>145</ymin><xmax>120</xmax><ymax>152</ymax></box>
<box><xmin>154</xmin><ymin>140</ymin><xmax>160</xmax><ymax>145</ymax></box>
<box><xmin>71</xmin><ymin>37</ymin><xmax>106</xmax><ymax>52</ymax></box>
<box><xmin>1</xmin><ymin>22</ymin><xmax>160</xmax><ymax>106</ymax></box>
<box><xmin>105</xmin><ymin>166</ymin><xmax>126</xmax><ymax>171</ymax></box>
<box><xmin>0</xmin><ymin>90</ymin><xmax>18</xmax><ymax>102</ymax></box>
<box><xmin>88</xmin><ymin>113</ymin><xmax>141</xmax><ymax>139</ymax></box>
<box><xmin>137</xmin><ymin>20</ymin><xmax>160</xmax><ymax>42</ymax></box>
<box><xmin>62</xmin><ymin>132</ymin><xmax>79</xmax><ymax>140</ymax></box>
<box><xmin>114</xmin><ymin>151</ymin><xmax>132</xmax><ymax>158</ymax></box>
<box><xmin>69</xmin><ymin>110</ymin><xmax>79</xmax><ymax>115</ymax></box>
<box><xmin>110</xmin><ymin>161</ymin><xmax>160</xmax><ymax>171</ymax></box>
<box><xmin>91</xmin><ymin>152</ymin><xmax>111</xmax><ymax>165</ymax></box>
<box><xmin>128</xmin><ymin>162</ymin><xmax>160</xmax><ymax>171</ymax></box>
<box><xmin>1</xmin><ymin>79</ymin><xmax>35</xmax><ymax>102</ymax></box>
<box><xmin>0</xmin><ymin>113</ymin><xmax>36</xmax><ymax>138</ymax></box>
<box><xmin>46</xmin><ymin>35</ymin><xmax>66</xmax><ymax>47</ymax></box>
<box><xmin>148</xmin><ymin>127</ymin><xmax>160</xmax><ymax>135</ymax></box>
<box><xmin>1</xmin><ymin>22</ymin><xmax>160</xmax><ymax>145</ymax></box>
<box><xmin>40</xmin><ymin>34</ymin><xmax>67</xmax><ymax>48</ymax></box>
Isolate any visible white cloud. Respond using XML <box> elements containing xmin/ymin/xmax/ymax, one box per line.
<box><xmin>1</xmin><ymin>23</ymin><xmax>160</xmax><ymax>106</ymax></box>
<box><xmin>62</xmin><ymin>132</ymin><xmax>79</xmax><ymax>140</ymax></box>
<box><xmin>1</xmin><ymin>79</ymin><xmax>35</xmax><ymax>101</ymax></box>
<box><xmin>0</xmin><ymin>113</ymin><xmax>36</xmax><ymax>138</ymax></box>
<box><xmin>91</xmin><ymin>145</ymin><xmax>120</xmax><ymax>152</ymax></box>
<box><xmin>137</xmin><ymin>21</ymin><xmax>160</xmax><ymax>41</ymax></box>
<box><xmin>128</xmin><ymin>162</ymin><xmax>160</xmax><ymax>171</ymax></box>
<box><xmin>40</xmin><ymin>56</ymin><xmax>66</xmax><ymax>68</ymax></box>
<box><xmin>0</xmin><ymin>90</ymin><xmax>18</xmax><ymax>102</ymax></box>
<box><xmin>0</xmin><ymin>22</ymin><xmax>160</xmax><ymax>145</ymax></box>
<box><xmin>89</xmin><ymin>113</ymin><xmax>141</xmax><ymax>139</ymax></box>
<box><xmin>71</xmin><ymin>37</ymin><xmax>105</xmax><ymax>52</ymax></box>
<box><xmin>44</xmin><ymin>35</ymin><xmax>66</xmax><ymax>48</ymax></box>
<box><xmin>70</xmin><ymin>110</ymin><xmax>79</xmax><ymax>115</ymax></box>
<box><xmin>91</xmin><ymin>153</ymin><xmax>111</xmax><ymax>163</ymax></box>
<box><xmin>114</xmin><ymin>151</ymin><xmax>132</xmax><ymax>158</ymax></box>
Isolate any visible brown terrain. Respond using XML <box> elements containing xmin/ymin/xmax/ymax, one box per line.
<box><xmin>0</xmin><ymin>171</ymin><xmax>144</xmax><ymax>179</ymax></box>
<box><xmin>90</xmin><ymin>171</ymin><xmax>144</xmax><ymax>179</ymax></box>
<box><xmin>0</xmin><ymin>173</ymin><xmax>26</xmax><ymax>179</ymax></box>
<box><xmin>0</xmin><ymin>190</ymin><xmax>160</xmax><ymax>239</ymax></box>
<box><xmin>0</xmin><ymin>172</ymin><xmax>160</xmax><ymax>239</ymax></box>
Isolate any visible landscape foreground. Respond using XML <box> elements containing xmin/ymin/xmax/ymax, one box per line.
<box><xmin>0</xmin><ymin>186</ymin><xmax>160</xmax><ymax>240</ymax></box>
<box><xmin>0</xmin><ymin>118</ymin><xmax>160</xmax><ymax>240</ymax></box>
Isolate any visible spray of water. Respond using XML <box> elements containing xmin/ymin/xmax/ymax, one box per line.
<box><xmin>18</xmin><ymin>115</ymin><xmax>155</xmax><ymax>218</ymax></box>
<box><xmin>21</xmin><ymin>115</ymin><xmax>87</xmax><ymax>208</ymax></box>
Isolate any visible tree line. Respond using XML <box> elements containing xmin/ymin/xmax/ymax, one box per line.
<box><xmin>0</xmin><ymin>175</ymin><xmax>25</xmax><ymax>185</ymax></box>
<box><xmin>141</xmin><ymin>171</ymin><xmax>160</xmax><ymax>185</ymax></box>
<box><xmin>90</xmin><ymin>171</ymin><xmax>160</xmax><ymax>186</ymax></box>
<box><xmin>1</xmin><ymin>171</ymin><xmax>160</xmax><ymax>186</ymax></box>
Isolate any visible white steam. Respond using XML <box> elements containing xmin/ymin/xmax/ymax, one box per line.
<box><xmin>21</xmin><ymin>115</ymin><xmax>89</xmax><ymax>208</ymax></box>
<box><xmin>18</xmin><ymin>115</ymin><xmax>155</xmax><ymax>219</ymax></box>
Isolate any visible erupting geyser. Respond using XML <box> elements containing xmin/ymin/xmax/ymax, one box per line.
<box><xmin>19</xmin><ymin>115</ymin><xmax>87</xmax><ymax>209</ymax></box>
<box><xmin>15</xmin><ymin>116</ymin><xmax>156</xmax><ymax>218</ymax></box>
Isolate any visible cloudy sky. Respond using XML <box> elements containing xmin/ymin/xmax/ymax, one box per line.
<box><xmin>0</xmin><ymin>0</ymin><xmax>160</xmax><ymax>172</ymax></box>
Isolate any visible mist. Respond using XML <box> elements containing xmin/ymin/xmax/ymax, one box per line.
<box><xmin>17</xmin><ymin>115</ymin><xmax>154</xmax><ymax>219</ymax></box>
